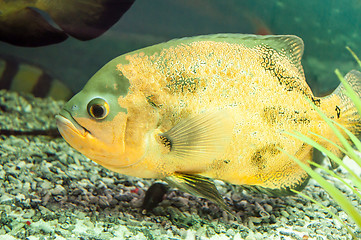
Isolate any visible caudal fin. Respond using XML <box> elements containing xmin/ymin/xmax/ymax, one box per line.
<box><xmin>318</xmin><ymin>70</ymin><xmax>361</xmax><ymax>169</ymax></box>
<box><xmin>313</xmin><ymin>70</ymin><xmax>361</xmax><ymax>168</ymax></box>
<box><xmin>333</xmin><ymin>70</ymin><xmax>361</xmax><ymax>137</ymax></box>
<box><xmin>334</xmin><ymin>70</ymin><xmax>361</xmax><ymax>100</ymax></box>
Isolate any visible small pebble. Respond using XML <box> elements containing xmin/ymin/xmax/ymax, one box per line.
<box><xmin>51</xmin><ymin>185</ymin><xmax>66</xmax><ymax>195</ymax></box>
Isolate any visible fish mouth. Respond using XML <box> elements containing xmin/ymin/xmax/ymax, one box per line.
<box><xmin>55</xmin><ymin>110</ymin><xmax>89</xmax><ymax>137</ymax></box>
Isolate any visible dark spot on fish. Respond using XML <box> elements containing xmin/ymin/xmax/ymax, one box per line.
<box><xmin>263</xmin><ymin>106</ymin><xmax>310</xmax><ymax>125</ymax></box>
<box><xmin>251</xmin><ymin>144</ymin><xmax>281</xmax><ymax>170</ymax></box>
<box><xmin>146</xmin><ymin>95</ymin><xmax>162</xmax><ymax>108</ymax></box>
<box><xmin>311</xmin><ymin>97</ymin><xmax>321</xmax><ymax>107</ymax></box>
<box><xmin>224</xmin><ymin>159</ymin><xmax>230</xmax><ymax>164</ymax></box>
<box><xmin>159</xmin><ymin>134</ymin><xmax>172</xmax><ymax>151</ymax></box>
<box><xmin>260</xmin><ymin>46</ymin><xmax>300</xmax><ymax>90</ymax></box>
<box><xmin>263</xmin><ymin>106</ymin><xmax>282</xmax><ymax>124</ymax></box>
<box><xmin>166</xmin><ymin>71</ymin><xmax>200</xmax><ymax>93</ymax></box>
<box><xmin>335</xmin><ymin>105</ymin><xmax>341</xmax><ymax>119</ymax></box>
<box><xmin>259</xmin><ymin>45</ymin><xmax>312</xmax><ymax>98</ymax></box>
<box><xmin>293</xmin><ymin>116</ymin><xmax>310</xmax><ymax>124</ymax></box>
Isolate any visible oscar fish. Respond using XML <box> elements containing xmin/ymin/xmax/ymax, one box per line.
<box><xmin>56</xmin><ymin>34</ymin><xmax>361</xmax><ymax>209</ymax></box>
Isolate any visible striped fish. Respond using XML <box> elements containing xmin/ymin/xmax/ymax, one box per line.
<box><xmin>0</xmin><ymin>55</ymin><xmax>73</xmax><ymax>100</ymax></box>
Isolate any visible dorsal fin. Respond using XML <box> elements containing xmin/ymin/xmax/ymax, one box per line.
<box><xmin>260</xmin><ymin>35</ymin><xmax>304</xmax><ymax>76</ymax></box>
<box><xmin>155</xmin><ymin>34</ymin><xmax>305</xmax><ymax>77</ymax></box>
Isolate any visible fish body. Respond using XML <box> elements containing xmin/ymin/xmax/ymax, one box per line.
<box><xmin>56</xmin><ymin>34</ymin><xmax>361</xmax><ymax>206</ymax></box>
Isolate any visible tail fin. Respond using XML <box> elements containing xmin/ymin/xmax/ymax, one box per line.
<box><xmin>333</xmin><ymin>70</ymin><xmax>361</xmax><ymax>137</ymax></box>
<box><xmin>322</xmin><ymin>70</ymin><xmax>361</xmax><ymax>168</ymax></box>
<box><xmin>334</xmin><ymin>70</ymin><xmax>361</xmax><ymax>102</ymax></box>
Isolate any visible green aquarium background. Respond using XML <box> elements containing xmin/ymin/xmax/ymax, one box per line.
<box><xmin>1</xmin><ymin>0</ymin><xmax>361</xmax><ymax>96</ymax></box>
<box><xmin>1</xmin><ymin>0</ymin><xmax>361</xmax><ymax>239</ymax></box>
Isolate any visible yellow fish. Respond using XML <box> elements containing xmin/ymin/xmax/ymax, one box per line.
<box><xmin>56</xmin><ymin>34</ymin><xmax>361</xmax><ymax>209</ymax></box>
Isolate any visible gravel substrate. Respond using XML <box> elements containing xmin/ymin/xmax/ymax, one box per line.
<box><xmin>0</xmin><ymin>89</ymin><xmax>360</xmax><ymax>240</ymax></box>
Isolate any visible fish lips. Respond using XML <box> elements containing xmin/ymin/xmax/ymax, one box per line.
<box><xmin>55</xmin><ymin>111</ymin><xmax>87</xmax><ymax>138</ymax></box>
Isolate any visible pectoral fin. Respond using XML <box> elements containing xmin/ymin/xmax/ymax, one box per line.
<box><xmin>159</xmin><ymin>111</ymin><xmax>233</xmax><ymax>163</ymax></box>
<box><xmin>165</xmin><ymin>173</ymin><xmax>231</xmax><ymax>213</ymax></box>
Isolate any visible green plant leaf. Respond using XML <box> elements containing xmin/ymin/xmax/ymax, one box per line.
<box><xmin>335</xmin><ymin>68</ymin><xmax>361</xmax><ymax>116</ymax></box>
<box><xmin>308</xmin><ymin>97</ymin><xmax>359</xmax><ymax>161</ymax></box>
<box><xmin>287</xmin><ymin>130</ymin><xmax>361</xmax><ymax>194</ymax></box>
<box><xmin>346</xmin><ymin>46</ymin><xmax>361</xmax><ymax>69</ymax></box>
<box><xmin>291</xmin><ymin>189</ymin><xmax>356</xmax><ymax>239</ymax></box>
<box><xmin>329</xmin><ymin>119</ymin><xmax>361</xmax><ymax>169</ymax></box>
<box><xmin>281</xmin><ymin>148</ymin><xmax>361</xmax><ymax>234</ymax></box>
<box><xmin>309</xmin><ymin>161</ymin><xmax>361</xmax><ymax>200</ymax></box>
<box><xmin>284</xmin><ymin>47</ymin><xmax>361</xmax><ymax>240</ymax></box>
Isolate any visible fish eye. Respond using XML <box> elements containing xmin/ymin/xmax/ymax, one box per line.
<box><xmin>87</xmin><ymin>98</ymin><xmax>109</xmax><ymax>120</ymax></box>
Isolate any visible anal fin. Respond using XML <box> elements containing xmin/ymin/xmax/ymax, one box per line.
<box><xmin>165</xmin><ymin>173</ymin><xmax>231</xmax><ymax>213</ymax></box>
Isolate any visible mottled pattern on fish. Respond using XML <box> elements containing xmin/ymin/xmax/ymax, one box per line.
<box><xmin>57</xmin><ymin>34</ymin><xmax>361</xmax><ymax>199</ymax></box>
<box><xmin>114</xmin><ymin>37</ymin><xmax>352</xmax><ymax>191</ymax></box>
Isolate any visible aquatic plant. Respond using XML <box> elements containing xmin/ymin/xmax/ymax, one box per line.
<box><xmin>282</xmin><ymin>47</ymin><xmax>361</xmax><ymax>239</ymax></box>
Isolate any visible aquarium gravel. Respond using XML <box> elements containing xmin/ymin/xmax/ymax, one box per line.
<box><xmin>0</xmin><ymin>89</ymin><xmax>360</xmax><ymax>240</ymax></box>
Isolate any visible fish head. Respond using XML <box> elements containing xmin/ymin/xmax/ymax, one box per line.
<box><xmin>56</xmin><ymin>57</ymin><xmax>146</xmax><ymax>171</ymax></box>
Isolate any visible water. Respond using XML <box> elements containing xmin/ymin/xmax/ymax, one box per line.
<box><xmin>1</xmin><ymin>0</ymin><xmax>361</xmax><ymax>95</ymax></box>
<box><xmin>1</xmin><ymin>0</ymin><xmax>361</xmax><ymax>239</ymax></box>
